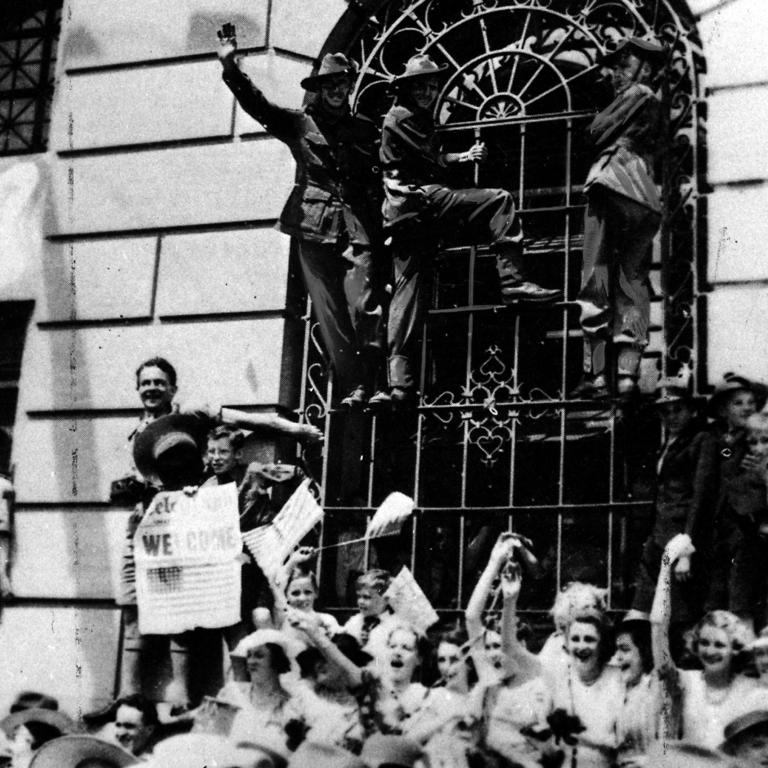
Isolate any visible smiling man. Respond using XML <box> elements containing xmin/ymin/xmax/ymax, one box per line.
<box><xmin>217</xmin><ymin>25</ymin><xmax>387</xmax><ymax>409</ymax></box>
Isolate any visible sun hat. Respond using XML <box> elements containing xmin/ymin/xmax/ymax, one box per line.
<box><xmin>0</xmin><ymin>708</ymin><xmax>76</xmax><ymax>740</ymax></box>
<box><xmin>601</xmin><ymin>36</ymin><xmax>665</xmax><ymax>65</ymax></box>
<box><xmin>230</xmin><ymin>628</ymin><xmax>299</xmax><ymax>659</ymax></box>
<box><xmin>28</xmin><ymin>735</ymin><xmax>137</xmax><ymax>768</ymax></box>
<box><xmin>300</xmin><ymin>53</ymin><xmax>357</xmax><ymax>91</ymax></box>
<box><xmin>392</xmin><ymin>54</ymin><xmax>449</xmax><ymax>86</ymax></box>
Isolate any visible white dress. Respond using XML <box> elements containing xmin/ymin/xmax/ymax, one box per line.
<box><xmin>679</xmin><ymin>670</ymin><xmax>763</xmax><ymax>750</ymax></box>
<box><xmin>546</xmin><ymin>664</ymin><xmax>623</xmax><ymax>768</ymax></box>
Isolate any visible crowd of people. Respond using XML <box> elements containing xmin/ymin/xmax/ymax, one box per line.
<box><xmin>1</xmin><ymin>20</ymin><xmax>766</xmax><ymax>768</ymax></box>
<box><xmin>3</xmin><ymin>354</ymin><xmax>768</xmax><ymax>766</ymax></box>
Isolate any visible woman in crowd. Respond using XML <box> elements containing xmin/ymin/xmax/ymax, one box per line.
<box><xmin>212</xmin><ymin>629</ymin><xmax>308</xmax><ymax>749</ymax></box>
<box><xmin>544</xmin><ymin>590</ymin><xmax>623</xmax><ymax>768</ymax></box>
<box><xmin>471</xmin><ymin>556</ymin><xmax>548</xmax><ymax>767</ymax></box>
<box><xmin>652</xmin><ymin>534</ymin><xmax>762</xmax><ymax>750</ymax></box>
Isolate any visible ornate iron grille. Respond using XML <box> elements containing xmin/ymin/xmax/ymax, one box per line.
<box><xmin>297</xmin><ymin>0</ymin><xmax>705</xmax><ymax>619</ymax></box>
<box><xmin>0</xmin><ymin>0</ymin><xmax>61</xmax><ymax>155</ymax></box>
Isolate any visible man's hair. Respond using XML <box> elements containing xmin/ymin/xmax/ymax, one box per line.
<box><xmin>207</xmin><ymin>425</ymin><xmax>245</xmax><ymax>451</ymax></box>
<box><xmin>115</xmin><ymin>694</ymin><xmax>159</xmax><ymax>727</ymax></box>
<box><xmin>356</xmin><ymin>569</ymin><xmax>391</xmax><ymax>596</ymax></box>
<box><xmin>135</xmin><ymin>357</ymin><xmax>177</xmax><ymax>388</ymax></box>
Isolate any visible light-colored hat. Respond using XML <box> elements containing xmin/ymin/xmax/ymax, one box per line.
<box><xmin>145</xmin><ymin>733</ymin><xmax>277</xmax><ymax>768</ymax></box>
<box><xmin>654</xmin><ymin>373</ymin><xmax>694</xmax><ymax>407</ymax></box>
<box><xmin>360</xmin><ymin>734</ymin><xmax>423</xmax><ymax>767</ymax></box>
<box><xmin>393</xmin><ymin>54</ymin><xmax>449</xmax><ymax>85</ymax></box>
<box><xmin>29</xmin><ymin>735</ymin><xmax>137</xmax><ymax>768</ymax></box>
<box><xmin>230</xmin><ymin>628</ymin><xmax>298</xmax><ymax>659</ymax></box>
<box><xmin>301</xmin><ymin>53</ymin><xmax>357</xmax><ymax>91</ymax></box>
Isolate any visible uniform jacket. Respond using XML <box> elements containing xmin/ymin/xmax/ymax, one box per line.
<box><xmin>584</xmin><ymin>82</ymin><xmax>663</xmax><ymax>213</ymax></box>
<box><xmin>379</xmin><ymin>102</ymin><xmax>447</xmax><ymax>228</ymax></box>
<box><xmin>223</xmin><ymin>67</ymin><xmax>381</xmax><ymax>246</ymax></box>
<box><xmin>652</xmin><ymin>423</ymin><xmax>718</xmax><ymax>545</ymax></box>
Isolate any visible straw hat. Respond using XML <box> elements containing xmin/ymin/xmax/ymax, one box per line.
<box><xmin>0</xmin><ymin>708</ymin><xmax>76</xmax><ymax>740</ymax></box>
<box><xmin>132</xmin><ymin>413</ymin><xmax>207</xmax><ymax>484</ymax></box>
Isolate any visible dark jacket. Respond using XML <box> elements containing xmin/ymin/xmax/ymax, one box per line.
<box><xmin>652</xmin><ymin>423</ymin><xmax>718</xmax><ymax>546</ymax></box>
<box><xmin>584</xmin><ymin>82</ymin><xmax>663</xmax><ymax>213</ymax></box>
<box><xmin>379</xmin><ymin>102</ymin><xmax>447</xmax><ymax>228</ymax></box>
<box><xmin>222</xmin><ymin>67</ymin><xmax>381</xmax><ymax>246</ymax></box>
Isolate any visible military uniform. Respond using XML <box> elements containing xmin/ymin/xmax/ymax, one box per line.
<box><xmin>576</xmin><ymin>44</ymin><xmax>664</xmax><ymax>387</ymax></box>
<box><xmin>222</xmin><ymin>66</ymin><xmax>385</xmax><ymax>396</ymax></box>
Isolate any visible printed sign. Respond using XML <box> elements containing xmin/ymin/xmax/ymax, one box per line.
<box><xmin>384</xmin><ymin>566</ymin><xmax>439</xmax><ymax>636</ymax></box>
<box><xmin>134</xmin><ymin>483</ymin><xmax>241</xmax><ymax>634</ymax></box>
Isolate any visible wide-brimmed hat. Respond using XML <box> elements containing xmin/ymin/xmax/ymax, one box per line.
<box><xmin>360</xmin><ymin>734</ymin><xmax>423</xmax><ymax>768</ymax></box>
<box><xmin>230</xmin><ymin>628</ymin><xmax>298</xmax><ymax>659</ymax></box>
<box><xmin>29</xmin><ymin>735</ymin><xmax>137</xmax><ymax>768</ymax></box>
<box><xmin>301</xmin><ymin>53</ymin><xmax>357</xmax><ymax>91</ymax></box>
<box><xmin>133</xmin><ymin>413</ymin><xmax>207</xmax><ymax>484</ymax></box>
<box><xmin>653</xmin><ymin>375</ymin><xmax>694</xmax><ymax>407</ymax></box>
<box><xmin>721</xmin><ymin>710</ymin><xmax>768</xmax><ymax>754</ymax></box>
<box><xmin>392</xmin><ymin>54</ymin><xmax>449</xmax><ymax>86</ymax></box>
<box><xmin>0</xmin><ymin>707</ymin><xmax>76</xmax><ymax>739</ymax></box>
<box><xmin>144</xmin><ymin>733</ymin><xmax>279</xmax><ymax>768</ymax></box>
<box><xmin>297</xmin><ymin>633</ymin><xmax>372</xmax><ymax>677</ymax></box>
<box><xmin>708</xmin><ymin>372</ymin><xmax>768</xmax><ymax>416</ymax></box>
<box><xmin>601</xmin><ymin>36</ymin><xmax>665</xmax><ymax>65</ymax></box>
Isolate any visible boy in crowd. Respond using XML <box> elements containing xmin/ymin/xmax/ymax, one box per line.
<box><xmin>201</xmin><ymin>425</ymin><xmax>304</xmax><ymax>651</ymax></box>
<box><xmin>708</xmin><ymin>411</ymin><xmax>768</xmax><ymax>630</ymax></box>
<box><xmin>342</xmin><ymin>569</ymin><xmax>396</xmax><ymax>659</ymax></box>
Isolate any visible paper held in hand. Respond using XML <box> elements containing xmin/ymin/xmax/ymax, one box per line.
<box><xmin>384</xmin><ymin>566</ymin><xmax>439</xmax><ymax>636</ymax></box>
<box><xmin>241</xmin><ymin>479</ymin><xmax>323</xmax><ymax>578</ymax></box>
<box><xmin>133</xmin><ymin>483</ymin><xmax>242</xmax><ymax>635</ymax></box>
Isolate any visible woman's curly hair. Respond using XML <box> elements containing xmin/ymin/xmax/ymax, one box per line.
<box><xmin>685</xmin><ymin>610</ymin><xmax>755</xmax><ymax>667</ymax></box>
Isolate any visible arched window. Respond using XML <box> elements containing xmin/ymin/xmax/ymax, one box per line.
<box><xmin>300</xmin><ymin>0</ymin><xmax>705</xmax><ymax>617</ymax></box>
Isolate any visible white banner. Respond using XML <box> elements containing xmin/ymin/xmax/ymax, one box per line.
<box><xmin>384</xmin><ymin>566</ymin><xmax>439</xmax><ymax>636</ymax></box>
<box><xmin>134</xmin><ymin>484</ymin><xmax>241</xmax><ymax>634</ymax></box>
<box><xmin>241</xmin><ymin>479</ymin><xmax>323</xmax><ymax>578</ymax></box>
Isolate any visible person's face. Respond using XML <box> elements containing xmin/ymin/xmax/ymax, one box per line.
<box><xmin>245</xmin><ymin>644</ymin><xmax>274</xmax><ymax>680</ymax></box>
<box><xmin>114</xmin><ymin>704</ymin><xmax>147</xmax><ymax>755</ymax></box>
<box><xmin>409</xmin><ymin>77</ymin><xmax>439</xmax><ymax>110</ymax></box>
<box><xmin>748</xmin><ymin>428</ymin><xmax>768</xmax><ymax>460</ymax></box>
<box><xmin>755</xmin><ymin>646</ymin><xmax>768</xmax><ymax>682</ymax></box>
<box><xmin>697</xmin><ymin>624</ymin><xmax>734</xmax><ymax>675</ymax></box>
<box><xmin>319</xmin><ymin>74</ymin><xmax>352</xmax><ymax>110</ymax></box>
<box><xmin>286</xmin><ymin>576</ymin><xmax>317</xmax><ymax>612</ymax></box>
<box><xmin>136</xmin><ymin>365</ymin><xmax>176</xmax><ymax>416</ymax></box>
<box><xmin>723</xmin><ymin>390</ymin><xmax>756</xmax><ymax>431</ymax></box>
<box><xmin>610</xmin><ymin>52</ymin><xmax>646</xmax><ymax>93</ymax></box>
<box><xmin>614</xmin><ymin>632</ymin><xmax>644</xmax><ymax>686</ymax></box>
<box><xmin>10</xmin><ymin>725</ymin><xmax>34</xmax><ymax>768</ymax></box>
<box><xmin>437</xmin><ymin>641</ymin><xmax>468</xmax><ymax>692</ymax></box>
<box><xmin>567</xmin><ymin>620</ymin><xmax>602</xmax><ymax>676</ymax></box>
<box><xmin>660</xmin><ymin>401</ymin><xmax>693</xmax><ymax>436</ymax></box>
<box><xmin>733</xmin><ymin>729</ymin><xmax>768</xmax><ymax>767</ymax></box>
<box><xmin>483</xmin><ymin>630</ymin><xmax>504</xmax><ymax>670</ymax></box>
<box><xmin>207</xmin><ymin>437</ymin><xmax>238</xmax><ymax>476</ymax></box>
<box><xmin>387</xmin><ymin>628</ymin><xmax>419</xmax><ymax>683</ymax></box>
<box><xmin>356</xmin><ymin>586</ymin><xmax>386</xmax><ymax>618</ymax></box>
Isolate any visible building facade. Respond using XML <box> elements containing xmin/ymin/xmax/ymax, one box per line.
<box><xmin>0</xmin><ymin>0</ymin><xmax>766</xmax><ymax>713</ymax></box>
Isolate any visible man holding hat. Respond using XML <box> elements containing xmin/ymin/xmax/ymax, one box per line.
<box><xmin>376</xmin><ymin>53</ymin><xmax>560</xmax><ymax>404</ymax></box>
<box><xmin>217</xmin><ymin>26</ymin><xmax>387</xmax><ymax>410</ymax></box>
<box><xmin>573</xmin><ymin>36</ymin><xmax>666</xmax><ymax>400</ymax></box>
<box><xmin>630</xmin><ymin>375</ymin><xmax>717</xmax><ymax>633</ymax></box>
